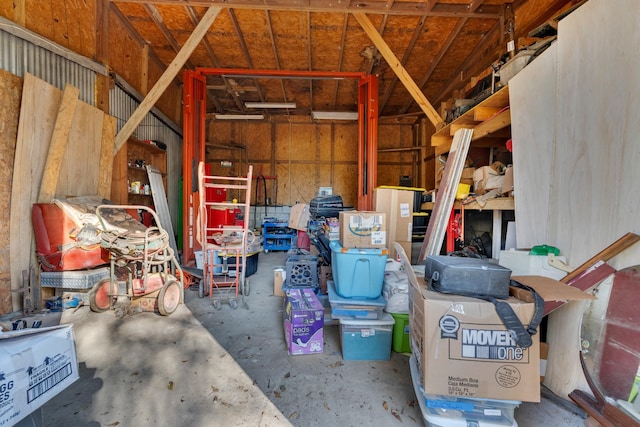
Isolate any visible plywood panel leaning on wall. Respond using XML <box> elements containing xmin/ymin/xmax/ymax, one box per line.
<box><xmin>9</xmin><ymin>73</ymin><xmax>115</xmax><ymax>313</ymax></box>
<box><xmin>0</xmin><ymin>70</ymin><xmax>23</xmax><ymax>315</ymax></box>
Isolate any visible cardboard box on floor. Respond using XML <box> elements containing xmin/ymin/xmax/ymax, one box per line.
<box><xmin>339</xmin><ymin>211</ymin><xmax>386</xmax><ymax>249</ymax></box>
<box><xmin>394</xmin><ymin>243</ymin><xmax>594</xmax><ymax>403</ymax></box>
<box><xmin>288</xmin><ymin>203</ymin><xmax>310</xmax><ymax>231</ymax></box>
<box><xmin>0</xmin><ymin>325</ymin><xmax>79</xmax><ymax>426</ymax></box>
<box><xmin>373</xmin><ymin>187</ymin><xmax>414</xmax><ymax>260</ymax></box>
<box><xmin>273</xmin><ymin>267</ymin><xmax>285</xmax><ymax>297</ymax></box>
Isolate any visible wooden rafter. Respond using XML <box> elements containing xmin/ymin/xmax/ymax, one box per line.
<box><xmin>432</xmin><ymin>18</ymin><xmax>501</xmax><ymax>106</ymax></box>
<box><xmin>228</xmin><ymin>8</ymin><xmax>266</xmax><ymax>103</ymax></box>
<box><xmin>307</xmin><ymin>11</ymin><xmax>313</xmax><ymax>112</ymax></box>
<box><xmin>469</xmin><ymin>0</ymin><xmax>485</xmax><ymax>13</ymax></box>
<box><xmin>265</xmin><ymin>11</ymin><xmax>289</xmax><ymax>104</ymax></box>
<box><xmin>115</xmin><ymin>7</ymin><xmax>222</xmax><ymax>153</ymax></box>
<box><xmin>353</xmin><ymin>12</ymin><xmax>442</xmax><ymax>127</ymax></box>
<box><xmin>365</xmin><ymin>14</ymin><xmax>388</xmax><ymax>75</ymax></box>
<box><xmin>110</xmin><ymin>4</ymin><xmax>166</xmax><ymax>72</ymax></box>
<box><xmin>399</xmin><ymin>17</ymin><xmax>466</xmax><ymax>115</ymax></box>
<box><xmin>144</xmin><ymin>4</ymin><xmax>182</xmax><ymax>54</ymax></box>
<box><xmin>332</xmin><ymin>14</ymin><xmax>349</xmax><ymax>110</ymax></box>
<box><xmin>111</xmin><ymin>0</ymin><xmax>503</xmax><ymax>18</ymax></box>
<box><xmin>379</xmin><ymin>15</ymin><xmax>426</xmax><ymax>112</ymax></box>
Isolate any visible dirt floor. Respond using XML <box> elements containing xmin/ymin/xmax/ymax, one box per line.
<box><xmin>1</xmin><ymin>251</ymin><xmax>590</xmax><ymax>426</ymax></box>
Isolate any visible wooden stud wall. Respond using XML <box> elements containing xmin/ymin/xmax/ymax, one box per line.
<box><xmin>206</xmin><ymin>120</ymin><xmax>415</xmax><ymax>209</ymax></box>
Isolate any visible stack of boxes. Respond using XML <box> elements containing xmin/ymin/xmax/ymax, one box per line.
<box><xmin>394</xmin><ymin>243</ymin><xmax>564</xmax><ymax>426</ymax></box>
<box><xmin>330</xmin><ymin>211</ymin><xmax>393</xmax><ymax>361</ymax></box>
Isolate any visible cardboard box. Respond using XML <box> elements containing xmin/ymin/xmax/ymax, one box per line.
<box><xmin>502</xmin><ymin>166</ymin><xmax>513</xmax><ymax>195</ymax></box>
<box><xmin>339</xmin><ymin>211</ymin><xmax>386</xmax><ymax>249</ymax></box>
<box><xmin>0</xmin><ymin>325</ymin><xmax>79</xmax><ymax>426</ymax></box>
<box><xmin>409</xmin><ymin>278</ymin><xmax>540</xmax><ymax>402</ymax></box>
<box><xmin>283</xmin><ymin>288</ymin><xmax>324</xmax><ymax>355</ymax></box>
<box><xmin>288</xmin><ymin>203</ymin><xmax>310</xmax><ymax>231</ymax></box>
<box><xmin>394</xmin><ymin>242</ymin><xmax>594</xmax><ymax>402</ymax></box>
<box><xmin>396</xmin><ymin>243</ymin><xmax>540</xmax><ymax>402</ymax></box>
<box><xmin>473</xmin><ymin>166</ymin><xmax>504</xmax><ymax>195</ymax></box>
<box><xmin>274</xmin><ymin>267</ymin><xmax>285</xmax><ymax>297</ymax></box>
<box><xmin>461</xmin><ymin>167</ymin><xmax>475</xmax><ymax>187</ymax></box>
<box><xmin>374</xmin><ymin>187</ymin><xmax>414</xmax><ymax>259</ymax></box>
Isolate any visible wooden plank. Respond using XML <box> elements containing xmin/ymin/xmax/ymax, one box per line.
<box><xmin>473</xmin><ymin>106</ymin><xmax>504</xmax><ymax>121</ymax></box>
<box><xmin>114</xmin><ymin>6</ymin><xmax>221</xmax><ymax>154</ymax></box>
<box><xmin>418</xmin><ymin>128</ymin><xmax>473</xmax><ymax>261</ymax></box>
<box><xmin>509</xmin><ymin>42</ymin><xmax>557</xmax><ymax>249</ymax></box>
<box><xmin>148</xmin><ymin>166</ymin><xmax>179</xmax><ymax>259</ymax></box>
<box><xmin>0</xmin><ymin>69</ymin><xmax>23</xmax><ymax>315</ymax></box>
<box><xmin>352</xmin><ymin>12</ymin><xmax>443</xmax><ymax>128</ymax></box>
<box><xmin>98</xmin><ymin>114</ymin><xmax>116</xmax><ymax>199</ymax></box>
<box><xmin>38</xmin><ymin>84</ymin><xmax>79</xmax><ymax>204</ymax></box>
<box><xmin>561</xmin><ymin>232</ymin><xmax>640</xmax><ymax>284</ymax></box>
<box><xmin>471</xmin><ymin>108</ymin><xmax>511</xmax><ymax>140</ymax></box>
<box><xmin>10</xmin><ymin>73</ymin><xmax>61</xmax><ymax>311</ymax></box>
<box><xmin>57</xmin><ymin>101</ymin><xmax>104</xmax><ymax>197</ymax></box>
<box><xmin>546</xmin><ymin>1</ymin><xmax>640</xmax><ymax>267</ymax></box>
<box><xmin>432</xmin><ymin>85</ymin><xmax>510</xmax><ymax>146</ymax></box>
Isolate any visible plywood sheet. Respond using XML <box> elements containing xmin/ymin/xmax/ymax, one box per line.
<box><xmin>333</xmin><ymin>124</ymin><xmax>358</xmax><ymax>162</ymax></box>
<box><xmin>9</xmin><ymin>73</ymin><xmax>61</xmax><ymax>311</ymax></box>
<box><xmin>508</xmin><ymin>42</ymin><xmax>557</xmax><ymax>249</ymax></box>
<box><xmin>0</xmin><ymin>70</ymin><xmax>23</xmax><ymax>315</ymax></box>
<box><xmin>56</xmin><ymin>99</ymin><xmax>105</xmax><ymax>197</ymax></box>
<box><xmin>548</xmin><ymin>0</ymin><xmax>640</xmax><ymax>267</ymax></box>
<box><xmin>332</xmin><ymin>164</ymin><xmax>358</xmax><ymax>209</ymax></box>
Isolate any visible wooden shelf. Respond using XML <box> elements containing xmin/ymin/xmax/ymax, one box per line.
<box><xmin>432</xmin><ymin>85</ymin><xmax>511</xmax><ymax>155</ymax></box>
<box><xmin>111</xmin><ymin>137</ymin><xmax>167</xmax><ymax>208</ymax></box>
<box><xmin>421</xmin><ymin>197</ymin><xmax>514</xmax><ymax>211</ymax></box>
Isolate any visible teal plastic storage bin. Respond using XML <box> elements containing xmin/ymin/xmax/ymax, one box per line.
<box><xmin>330</xmin><ymin>240</ymin><xmax>388</xmax><ymax>299</ymax></box>
<box><xmin>340</xmin><ymin>313</ymin><xmax>395</xmax><ymax>361</ymax></box>
<box><xmin>390</xmin><ymin>312</ymin><xmax>411</xmax><ymax>353</ymax></box>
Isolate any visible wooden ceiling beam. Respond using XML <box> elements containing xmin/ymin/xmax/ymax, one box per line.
<box><xmin>143</xmin><ymin>4</ymin><xmax>182</xmax><ymax>53</ymax></box>
<box><xmin>332</xmin><ymin>13</ymin><xmax>349</xmax><ymax>110</ymax></box>
<box><xmin>379</xmin><ymin>14</ymin><xmax>426</xmax><ymax>112</ymax></box>
<box><xmin>307</xmin><ymin>11</ymin><xmax>314</xmax><ymax>112</ymax></box>
<box><xmin>185</xmin><ymin>6</ymin><xmax>240</xmax><ymax>112</ymax></box>
<box><xmin>110</xmin><ymin>4</ymin><xmax>166</xmax><ymax>72</ymax></box>
<box><xmin>266</xmin><ymin>11</ymin><xmax>290</xmax><ymax>106</ymax></box>
<box><xmin>111</xmin><ymin>0</ymin><xmax>502</xmax><ymax>18</ymax></box>
<box><xmin>228</xmin><ymin>8</ymin><xmax>266</xmax><ymax>103</ymax></box>
<box><xmin>399</xmin><ymin>17</ymin><xmax>466</xmax><ymax>115</ymax></box>
<box><xmin>353</xmin><ymin>12</ymin><xmax>442</xmax><ymax>127</ymax></box>
<box><xmin>432</xmin><ymin>17</ymin><xmax>501</xmax><ymax>106</ymax></box>
<box><xmin>115</xmin><ymin>7</ymin><xmax>222</xmax><ymax>153</ymax></box>
<box><xmin>365</xmin><ymin>14</ymin><xmax>388</xmax><ymax>75</ymax></box>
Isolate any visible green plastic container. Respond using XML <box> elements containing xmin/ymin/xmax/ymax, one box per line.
<box><xmin>390</xmin><ymin>313</ymin><xmax>411</xmax><ymax>353</ymax></box>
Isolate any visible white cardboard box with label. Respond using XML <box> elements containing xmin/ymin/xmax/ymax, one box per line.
<box><xmin>0</xmin><ymin>325</ymin><xmax>79</xmax><ymax>426</ymax></box>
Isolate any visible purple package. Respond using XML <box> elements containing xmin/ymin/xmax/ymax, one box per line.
<box><xmin>284</xmin><ymin>288</ymin><xmax>324</xmax><ymax>355</ymax></box>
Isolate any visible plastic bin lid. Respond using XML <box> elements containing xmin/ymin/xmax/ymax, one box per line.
<box><xmin>339</xmin><ymin>312</ymin><xmax>395</xmax><ymax>326</ymax></box>
<box><xmin>328</xmin><ymin>281</ymin><xmax>386</xmax><ymax>307</ymax></box>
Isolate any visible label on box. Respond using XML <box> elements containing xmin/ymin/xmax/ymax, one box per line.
<box><xmin>350</xmin><ymin>214</ymin><xmax>383</xmax><ymax>230</ymax></box>
<box><xmin>371</xmin><ymin>231</ymin><xmax>386</xmax><ymax>245</ymax></box>
<box><xmin>400</xmin><ymin>203</ymin><xmax>410</xmax><ymax>218</ymax></box>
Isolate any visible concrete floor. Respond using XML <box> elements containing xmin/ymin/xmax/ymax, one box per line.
<box><xmin>11</xmin><ymin>250</ymin><xmax>588</xmax><ymax>426</ymax></box>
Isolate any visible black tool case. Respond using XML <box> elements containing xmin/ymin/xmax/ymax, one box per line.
<box><xmin>310</xmin><ymin>195</ymin><xmax>343</xmax><ymax>218</ymax></box>
<box><xmin>424</xmin><ymin>255</ymin><xmax>512</xmax><ymax>298</ymax></box>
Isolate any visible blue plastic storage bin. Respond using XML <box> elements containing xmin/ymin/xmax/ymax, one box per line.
<box><xmin>339</xmin><ymin>313</ymin><xmax>395</xmax><ymax>361</ymax></box>
<box><xmin>330</xmin><ymin>240</ymin><xmax>388</xmax><ymax>299</ymax></box>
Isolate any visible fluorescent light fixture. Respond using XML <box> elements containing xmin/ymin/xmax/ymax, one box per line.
<box><xmin>214</xmin><ymin>114</ymin><xmax>264</xmax><ymax>120</ymax></box>
<box><xmin>311</xmin><ymin>111</ymin><xmax>359</xmax><ymax>120</ymax></box>
<box><xmin>244</xmin><ymin>102</ymin><xmax>296</xmax><ymax>109</ymax></box>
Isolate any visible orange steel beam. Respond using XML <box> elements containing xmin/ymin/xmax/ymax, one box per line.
<box><xmin>183</xmin><ymin>68</ymin><xmax>378</xmax><ymax>262</ymax></box>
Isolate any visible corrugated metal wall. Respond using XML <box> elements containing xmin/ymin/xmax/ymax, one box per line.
<box><xmin>111</xmin><ymin>84</ymin><xmax>182</xmax><ymax>233</ymax></box>
<box><xmin>0</xmin><ymin>26</ymin><xmax>183</xmax><ymax>233</ymax></box>
<box><xmin>0</xmin><ymin>29</ymin><xmax>96</xmax><ymax>105</ymax></box>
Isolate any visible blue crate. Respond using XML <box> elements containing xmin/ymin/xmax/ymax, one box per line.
<box><xmin>329</xmin><ymin>240</ymin><xmax>388</xmax><ymax>299</ymax></box>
